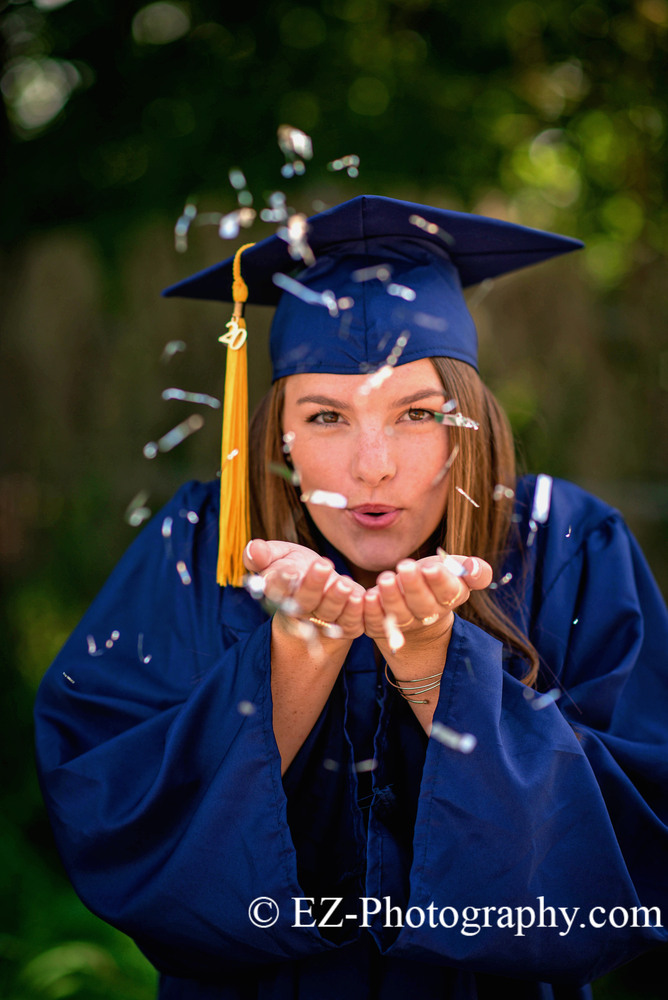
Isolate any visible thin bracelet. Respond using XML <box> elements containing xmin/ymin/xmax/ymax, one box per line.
<box><xmin>384</xmin><ymin>663</ymin><xmax>443</xmax><ymax>704</ymax></box>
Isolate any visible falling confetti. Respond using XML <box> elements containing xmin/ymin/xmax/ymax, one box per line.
<box><xmin>431</xmin><ymin>442</ymin><xmax>460</xmax><ymax>486</ymax></box>
<box><xmin>86</xmin><ymin>635</ymin><xmax>103</xmax><ymax>657</ymax></box>
<box><xmin>143</xmin><ymin>414</ymin><xmax>205</xmax><ymax>459</ymax></box>
<box><xmin>176</xmin><ymin>560</ymin><xmax>192</xmax><ymax>585</ymax></box>
<box><xmin>174</xmin><ymin>201</ymin><xmax>197</xmax><ymax>252</ymax></box>
<box><xmin>63</xmin><ymin>672</ymin><xmax>75</xmax><ymax>684</ymax></box>
<box><xmin>531</xmin><ymin>474</ymin><xmax>553</xmax><ymax>524</ymax></box>
<box><xmin>277</xmin><ymin>124</ymin><xmax>313</xmax><ymax>177</ymax></box>
<box><xmin>382</xmin><ymin>613</ymin><xmax>405</xmax><ymax>653</ymax></box>
<box><xmin>466</xmin><ymin>278</ymin><xmax>496</xmax><ymax>311</ymax></box>
<box><xmin>161</xmin><ymin>516</ymin><xmax>173</xmax><ymax>539</ymax></box>
<box><xmin>282</xmin><ymin>431</ymin><xmax>296</xmax><ymax>455</ymax></box>
<box><xmin>269</xmin><ymin>462</ymin><xmax>301</xmax><ymax>486</ymax></box>
<box><xmin>493</xmin><ymin>484</ymin><xmax>515</xmax><ymax>501</ymax></box>
<box><xmin>352</xmin><ymin>263</ymin><xmax>392</xmax><ymax>283</ymax></box>
<box><xmin>527</xmin><ymin>688</ymin><xmax>561</xmax><ymax>711</ymax></box>
<box><xmin>430</xmin><ymin>721</ymin><xmax>477</xmax><ymax>753</ymax></box>
<box><xmin>237</xmin><ymin>700</ymin><xmax>256</xmax><ymax>716</ymax></box>
<box><xmin>436</xmin><ymin>549</ymin><xmax>468</xmax><ymax>577</ymax></box>
<box><xmin>272</xmin><ymin>272</ymin><xmax>339</xmax><ymax>315</ymax></box>
<box><xmin>260</xmin><ymin>191</ymin><xmax>289</xmax><ymax>224</ymax></box>
<box><xmin>244</xmin><ymin>574</ymin><xmax>267</xmax><ymax>600</ymax></box>
<box><xmin>387</xmin><ymin>282</ymin><xmax>416</xmax><ymax>301</ymax></box>
<box><xmin>327</xmin><ymin>154</ymin><xmax>360</xmax><ymax>178</ymax></box>
<box><xmin>125</xmin><ymin>490</ymin><xmax>152</xmax><ymax>527</ymax></box>
<box><xmin>354</xmin><ymin>758</ymin><xmax>378</xmax><ymax>773</ymax></box>
<box><xmin>277</xmin><ymin>212</ymin><xmax>315</xmax><ymax>265</ymax></box>
<box><xmin>300</xmin><ymin>489</ymin><xmax>348</xmax><ymax>509</ymax></box>
<box><xmin>409</xmin><ymin>214</ymin><xmax>455</xmax><ymax>246</ymax></box>
<box><xmin>436</xmin><ymin>412</ymin><xmax>480</xmax><ymax>430</ymax></box>
<box><xmin>455</xmin><ymin>486</ymin><xmax>480</xmax><ymax>508</ymax></box>
<box><xmin>161</xmin><ymin>340</ymin><xmax>187</xmax><ymax>363</ymax></box>
<box><xmin>137</xmin><ymin>633</ymin><xmax>152</xmax><ymax>664</ymax></box>
<box><xmin>489</xmin><ymin>571</ymin><xmax>513</xmax><ymax>590</ymax></box>
<box><xmin>566</xmin><ymin>525</ymin><xmax>572</xmax><ymax>538</ymax></box>
<box><xmin>228</xmin><ymin>167</ymin><xmax>253</xmax><ymax>207</ymax></box>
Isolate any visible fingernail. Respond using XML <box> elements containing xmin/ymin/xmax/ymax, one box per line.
<box><xmin>244</xmin><ymin>540</ymin><xmax>255</xmax><ymax>561</ymax></box>
<box><xmin>379</xmin><ymin>572</ymin><xmax>395</xmax><ymax>585</ymax></box>
<box><xmin>423</xmin><ymin>564</ymin><xmax>440</xmax><ymax>576</ymax></box>
<box><xmin>464</xmin><ymin>557</ymin><xmax>480</xmax><ymax>578</ymax></box>
<box><xmin>397</xmin><ymin>560</ymin><xmax>416</xmax><ymax>573</ymax></box>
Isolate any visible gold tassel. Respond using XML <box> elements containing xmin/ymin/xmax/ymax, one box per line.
<box><xmin>217</xmin><ymin>242</ymin><xmax>255</xmax><ymax>587</ymax></box>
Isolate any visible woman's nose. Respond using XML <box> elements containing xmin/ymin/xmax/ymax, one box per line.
<box><xmin>351</xmin><ymin>427</ymin><xmax>396</xmax><ymax>486</ymax></box>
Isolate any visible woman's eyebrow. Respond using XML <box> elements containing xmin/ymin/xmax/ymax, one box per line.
<box><xmin>296</xmin><ymin>394</ymin><xmax>351</xmax><ymax>409</ymax></box>
<box><xmin>392</xmin><ymin>388</ymin><xmax>447</xmax><ymax>407</ymax></box>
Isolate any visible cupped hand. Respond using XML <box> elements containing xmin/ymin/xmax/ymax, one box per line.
<box><xmin>363</xmin><ymin>553</ymin><xmax>493</xmax><ymax>654</ymax></box>
<box><xmin>243</xmin><ymin>539</ymin><xmax>365</xmax><ymax>640</ymax></box>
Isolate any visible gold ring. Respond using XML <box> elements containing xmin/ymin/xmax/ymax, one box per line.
<box><xmin>421</xmin><ymin>613</ymin><xmax>440</xmax><ymax>626</ymax></box>
<box><xmin>396</xmin><ymin>616</ymin><xmax>415</xmax><ymax>628</ymax></box>
<box><xmin>442</xmin><ymin>581</ymin><xmax>465</xmax><ymax>608</ymax></box>
<box><xmin>308</xmin><ymin>616</ymin><xmax>332</xmax><ymax>627</ymax></box>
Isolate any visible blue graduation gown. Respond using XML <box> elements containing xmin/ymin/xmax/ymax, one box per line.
<box><xmin>34</xmin><ymin>476</ymin><xmax>668</xmax><ymax>998</ymax></box>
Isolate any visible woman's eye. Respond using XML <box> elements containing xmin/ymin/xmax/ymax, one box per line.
<box><xmin>308</xmin><ymin>410</ymin><xmax>341</xmax><ymax>424</ymax></box>
<box><xmin>405</xmin><ymin>408</ymin><xmax>433</xmax><ymax>422</ymax></box>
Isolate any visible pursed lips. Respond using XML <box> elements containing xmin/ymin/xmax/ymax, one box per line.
<box><xmin>347</xmin><ymin>504</ymin><xmax>401</xmax><ymax>528</ymax></box>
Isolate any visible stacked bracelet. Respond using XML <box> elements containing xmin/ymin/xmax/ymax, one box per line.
<box><xmin>384</xmin><ymin>663</ymin><xmax>443</xmax><ymax>704</ymax></box>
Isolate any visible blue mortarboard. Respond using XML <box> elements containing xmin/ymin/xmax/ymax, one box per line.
<box><xmin>163</xmin><ymin>194</ymin><xmax>583</xmax><ymax>376</ymax></box>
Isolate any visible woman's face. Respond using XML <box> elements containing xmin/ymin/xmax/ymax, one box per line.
<box><xmin>282</xmin><ymin>358</ymin><xmax>452</xmax><ymax>586</ymax></box>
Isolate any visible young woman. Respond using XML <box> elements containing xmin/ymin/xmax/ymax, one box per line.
<box><xmin>35</xmin><ymin>196</ymin><xmax>668</xmax><ymax>999</ymax></box>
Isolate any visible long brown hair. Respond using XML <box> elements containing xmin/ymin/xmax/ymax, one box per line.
<box><xmin>249</xmin><ymin>357</ymin><xmax>539</xmax><ymax>684</ymax></box>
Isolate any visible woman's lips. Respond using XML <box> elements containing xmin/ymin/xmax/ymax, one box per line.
<box><xmin>348</xmin><ymin>505</ymin><xmax>400</xmax><ymax>529</ymax></box>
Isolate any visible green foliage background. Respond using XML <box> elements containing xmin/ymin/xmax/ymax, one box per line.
<box><xmin>1</xmin><ymin>0</ymin><xmax>667</xmax><ymax>996</ymax></box>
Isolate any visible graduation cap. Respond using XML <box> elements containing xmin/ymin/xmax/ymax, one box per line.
<box><xmin>163</xmin><ymin>194</ymin><xmax>583</xmax><ymax>586</ymax></box>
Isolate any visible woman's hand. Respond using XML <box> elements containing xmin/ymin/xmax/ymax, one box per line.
<box><xmin>364</xmin><ymin>554</ymin><xmax>493</xmax><ymax>727</ymax></box>
<box><xmin>363</xmin><ymin>553</ymin><xmax>493</xmax><ymax>653</ymax></box>
<box><xmin>243</xmin><ymin>539</ymin><xmax>365</xmax><ymax>641</ymax></box>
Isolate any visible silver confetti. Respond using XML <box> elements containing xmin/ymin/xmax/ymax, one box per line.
<box><xmin>455</xmin><ymin>486</ymin><xmax>480</xmax><ymax>508</ymax></box>
<box><xmin>300</xmin><ymin>489</ymin><xmax>348</xmax><ymax>509</ymax></box>
<box><xmin>430</xmin><ymin>722</ymin><xmax>477</xmax><ymax>753</ymax></box>
<box><xmin>144</xmin><ymin>414</ymin><xmax>205</xmax><ymax>459</ymax></box>
<box><xmin>161</xmin><ymin>340</ymin><xmax>186</xmax><ymax>363</ymax></box>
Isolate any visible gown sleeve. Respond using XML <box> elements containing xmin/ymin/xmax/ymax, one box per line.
<box><xmin>34</xmin><ymin>480</ymin><xmax>346</xmax><ymax>979</ymax></box>
<box><xmin>372</xmin><ymin>479</ymin><xmax>668</xmax><ymax>984</ymax></box>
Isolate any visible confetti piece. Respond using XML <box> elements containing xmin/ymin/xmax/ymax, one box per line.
<box><xmin>358</xmin><ymin>365</ymin><xmax>394</xmax><ymax>395</ymax></box>
<box><xmin>176</xmin><ymin>560</ymin><xmax>192</xmax><ymax>585</ymax></box>
<box><xmin>529</xmin><ymin>688</ymin><xmax>561</xmax><ymax>711</ymax></box>
<box><xmin>162</xmin><ymin>387</ymin><xmax>221</xmax><ymax>409</ymax></box>
<box><xmin>327</xmin><ymin>154</ymin><xmax>360</xmax><ymax>178</ymax></box>
<box><xmin>531</xmin><ymin>474</ymin><xmax>553</xmax><ymax>524</ymax></box>
<box><xmin>387</xmin><ymin>282</ymin><xmax>416</xmax><ymax>301</ymax></box>
<box><xmin>144</xmin><ymin>414</ymin><xmax>205</xmax><ymax>459</ymax></box>
<box><xmin>63</xmin><ymin>672</ymin><xmax>75</xmax><ymax>684</ymax></box>
<box><xmin>431</xmin><ymin>442</ymin><xmax>460</xmax><ymax>486</ymax></box>
<box><xmin>86</xmin><ymin>635</ymin><xmax>103</xmax><ymax>656</ymax></box>
<box><xmin>125</xmin><ymin>490</ymin><xmax>152</xmax><ymax>527</ymax></box>
<box><xmin>466</xmin><ymin>277</ymin><xmax>495</xmax><ymax>310</ymax></box>
<box><xmin>455</xmin><ymin>486</ymin><xmax>480</xmax><ymax>508</ymax></box>
<box><xmin>244</xmin><ymin>574</ymin><xmax>267</xmax><ymax>600</ymax></box>
<box><xmin>436</xmin><ymin>412</ymin><xmax>480</xmax><ymax>430</ymax></box>
<box><xmin>137</xmin><ymin>633</ymin><xmax>152</xmax><ymax>664</ymax></box>
<box><xmin>226</xmin><ymin>449</ymin><xmax>239</xmax><ymax>461</ymax></box>
<box><xmin>566</xmin><ymin>525</ymin><xmax>572</xmax><ymax>538</ymax></box>
<box><xmin>382</xmin><ymin>613</ymin><xmax>405</xmax><ymax>653</ymax></box>
<box><xmin>229</xmin><ymin>167</ymin><xmax>247</xmax><ymax>191</ymax></box>
<box><xmin>277</xmin><ymin>212</ymin><xmax>315</xmax><ymax>265</ymax></box>
<box><xmin>272</xmin><ymin>272</ymin><xmax>338</xmax><ymax>313</ymax></box>
<box><xmin>323</xmin><ymin>758</ymin><xmax>340</xmax><ymax>772</ymax></box>
<box><xmin>300</xmin><ymin>489</ymin><xmax>348</xmax><ymax>509</ymax></box>
<box><xmin>489</xmin><ymin>571</ymin><xmax>513</xmax><ymax>590</ymax></box>
<box><xmin>354</xmin><ymin>758</ymin><xmax>378</xmax><ymax>773</ymax></box>
<box><xmin>161</xmin><ymin>516</ymin><xmax>173</xmax><ymax>538</ymax></box>
<box><xmin>174</xmin><ymin>202</ymin><xmax>197</xmax><ymax>252</ymax></box>
<box><xmin>430</xmin><ymin>722</ymin><xmax>477</xmax><ymax>753</ymax></box>
<box><xmin>269</xmin><ymin>461</ymin><xmax>301</xmax><ymax>486</ymax></box>
<box><xmin>352</xmin><ymin>263</ymin><xmax>392</xmax><ymax>283</ymax></box>
<box><xmin>161</xmin><ymin>340</ymin><xmax>186</xmax><ymax>362</ymax></box>
<box><xmin>409</xmin><ymin>214</ymin><xmax>455</xmax><ymax>246</ymax></box>
<box><xmin>237</xmin><ymin>700</ymin><xmax>256</xmax><ymax>716</ymax></box>
<box><xmin>260</xmin><ymin>191</ymin><xmax>289</xmax><ymax>224</ymax></box>
<box><xmin>436</xmin><ymin>549</ymin><xmax>468</xmax><ymax>577</ymax></box>
<box><xmin>493</xmin><ymin>484</ymin><xmax>515</xmax><ymax>501</ymax></box>
<box><xmin>282</xmin><ymin>431</ymin><xmax>296</xmax><ymax>454</ymax></box>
